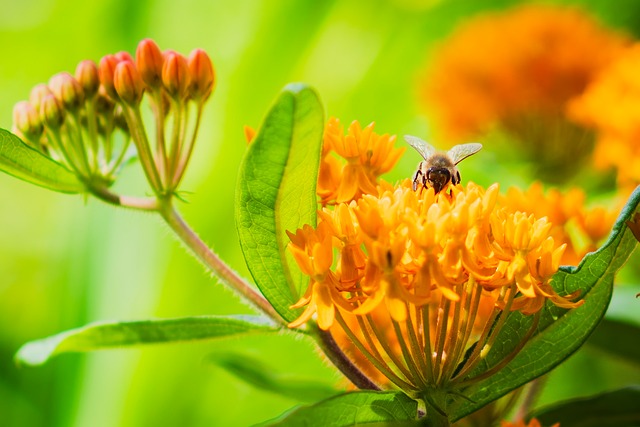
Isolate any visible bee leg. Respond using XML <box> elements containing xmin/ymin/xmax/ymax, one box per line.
<box><xmin>412</xmin><ymin>170</ymin><xmax>423</xmax><ymax>191</ymax></box>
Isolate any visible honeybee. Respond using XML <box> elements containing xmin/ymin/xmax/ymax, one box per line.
<box><xmin>404</xmin><ymin>135</ymin><xmax>482</xmax><ymax>193</ymax></box>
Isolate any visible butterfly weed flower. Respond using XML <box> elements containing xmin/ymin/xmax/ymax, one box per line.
<box><xmin>11</xmin><ymin>39</ymin><xmax>215</xmax><ymax>201</ymax></box>
<box><xmin>288</xmin><ymin>179</ymin><xmax>583</xmax><ymax>402</ymax></box>
<box><xmin>318</xmin><ymin>117</ymin><xmax>405</xmax><ymax>205</ymax></box>
<box><xmin>421</xmin><ymin>4</ymin><xmax>628</xmax><ymax>183</ymax></box>
<box><xmin>569</xmin><ymin>44</ymin><xmax>640</xmax><ymax>193</ymax></box>
<box><xmin>285</xmin><ymin>121</ymin><xmax>585</xmax><ymax>420</ymax></box>
<box><xmin>502</xmin><ymin>182</ymin><xmax>618</xmax><ymax>266</ymax></box>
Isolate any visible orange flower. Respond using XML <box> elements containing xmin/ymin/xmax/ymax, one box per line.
<box><xmin>569</xmin><ymin>43</ymin><xmax>640</xmax><ymax>191</ymax></box>
<box><xmin>501</xmin><ymin>182</ymin><xmax>618</xmax><ymax>266</ymax></box>
<box><xmin>424</xmin><ymin>4</ymin><xmax>627</xmax><ymax>138</ymax></box>
<box><xmin>318</xmin><ymin>118</ymin><xmax>405</xmax><ymax>205</ymax></box>
<box><xmin>288</xmin><ymin>179</ymin><xmax>583</xmax><ymax>393</ymax></box>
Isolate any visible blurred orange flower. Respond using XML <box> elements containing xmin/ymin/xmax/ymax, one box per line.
<box><xmin>569</xmin><ymin>44</ymin><xmax>640</xmax><ymax>191</ymax></box>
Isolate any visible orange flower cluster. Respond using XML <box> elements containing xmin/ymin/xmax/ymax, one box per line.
<box><xmin>569</xmin><ymin>44</ymin><xmax>640</xmax><ymax>191</ymax></box>
<box><xmin>288</xmin><ymin>174</ymin><xmax>582</xmax><ymax>392</ymax></box>
<box><xmin>502</xmin><ymin>182</ymin><xmax>617</xmax><ymax>265</ymax></box>
<box><xmin>12</xmin><ymin>39</ymin><xmax>214</xmax><ymax>195</ymax></box>
<box><xmin>423</xmin><ymin>4</ymin><xmax>627</xmax><ymax>139</ymax></box>
<box><xmin>290</xmin><ymin>182</ymin><xmax>579</xmax><ymax>330</ymax></box>
<box><xmin>318</xmin><ymin>118</ymin><xmax>405</xmax><ymax>205</ymax></box>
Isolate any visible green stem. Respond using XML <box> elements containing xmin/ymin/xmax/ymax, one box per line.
<box><xmin>88</xmin><ymin>185</ymin><xmax>159</xmax><ymax>211</ymax></box>
<box><xmin>424</xmin><ymin>391</ymin><xmax>451</xmax><ymax>427</ymax></box>
<box><xmin>158</xmin><ymin>200</ymin><xmax>284</xmax><ymax>325</ymax></box>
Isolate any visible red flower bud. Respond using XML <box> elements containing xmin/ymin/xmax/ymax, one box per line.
<box><xmin>39</xmin><ymin>93</ymin><xmax>65</xmax><ymax>130</ymax></box>
<box><xmin>99</xmin><ymin>54</ymin><xmax>120</xmax><ymax>100</ymax></box>
<box><xmin>136</xmin><ymin>39</ymin><xmax>164</xmax><ymax>89</ymax></box>
<box><xmin>49</xmin><ymin>72</ymin><xmax>85</xmax><ymax>112</ymax></box>
<box><xmin>188</xmin><ymin>48</ymin><xmax>215</xmax><ymax>101</ymax></box>
<box><xmin>75</xmin><ymin>60</ymin><xmax>100</xmax><ymax>98</ymax></box>
<box><xmin>162</xmin><ymin>51</ymin><xmax>190</xmax><ymax>100</ymax></box>
<box><xmin>114</xmin><ymin>60</ymin><xmax>144</xmax><ymax>106</ymax></box>
<box><xmin>115</xmin><ymin>51</ymin><xmax>134</xmax><ymax>63</ymax></box>
<box><xmin>13</xmin><ymin>101</ymin><xmax>43</xmax><ymax>140</ymax></box>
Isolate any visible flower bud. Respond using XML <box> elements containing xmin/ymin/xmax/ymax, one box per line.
<box><xmin>75</xmin><ymin>60</ymin><xmax>100</xmax><ymax>98</ymax></box>
<box><xmin>136</xmin><ymin>38</ymin><xmax>164</xmax><ymax>89</ymax></box>
<box><xmin>114</xmin><ymin>60</ymin><xmax>144</xmax><ymax>106</ymax></box>
<box><xmin>13</xmin><ymin>101</ymin><xmax>43</xmax><ymax>140</ymax></box>
<box><xmin>99</xmin><ymin>54</ymin><xmax>120</xmax><ymax>100</ymax></box>
<box><xmin>29</xmin><ymin>84</ymin><xmax>53</xmax><ymax>114</ymax></box>
<box><xmin>162</xmin><ymin>51</ymin><xmax>190</xmax><ymax>100</ymax></box>
<box><xmin>188</xmin><ymin>48</ymin><xmax>215</xmax><ymax>101</ymax></box>
<box><xmin>39</xmin><ymin>93</ymin><xmax>65</xmax><ymax>130</ymax></box>
<box><xmin>49</xmin><ymin>72</ymin><xmax>85</xmax><ymax>112</ymax></box>
<box><xmin>115</xmin><ymin>51</ymin><xmax>134</xmax><ymax>63</ymax></box>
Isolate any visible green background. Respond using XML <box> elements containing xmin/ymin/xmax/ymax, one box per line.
<box><xmin>1</xmin><ymin>0</ymin><xmax>639</xmax><ymax>425</ymax></box>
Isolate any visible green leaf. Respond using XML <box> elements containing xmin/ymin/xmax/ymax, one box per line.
<box><xmin>0</xmin><ymin>128</ymin><xmax>84</xmax><ymax>193</ymax></box>
<box><xmin>208</xmin><ymin>351</ymin><xmax>338</xmax><ymax>403</ymax></box>
<box><xmin>586</xmin><ymin>318</ymin><xmax>640</xmax><ymax>368</ymax></box>
<box><xmin>532</xmin><ymin>386</ymin><xmax>640</xmax><ymax>427</ymax></box>
<box><xmin>451</xmin><ymin>186</ymin><xmax>640</xmax><ymax>420</ymax></box>
<box><xmin>236</xmin><ymin>84</ymin><xmax>324</xmax><ymax>322</ymax></box>
<box><xmin>259</xmin><ymin>391</ymin><xmax>418</xmax><ymax>427</ymax></box>
<box><xmin>16</xmin><ymin>315</ymin><xmax>278</xmax><ymax>366</ymax></box>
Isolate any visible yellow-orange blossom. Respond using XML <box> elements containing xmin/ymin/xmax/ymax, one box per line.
<box><xmin>285</xmin><ymin>118</ymin><xmax>584</xmax><ymax>393</ymax></box>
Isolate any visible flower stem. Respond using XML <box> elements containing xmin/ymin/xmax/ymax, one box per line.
<box><xmin>423</xmin><ymin>391</ymin><xmax>451</xmax><ymax>427</ymax></box>
<box><xmin>313</xmin><ymin>326</ymin><xmax>380</xmax><ymax>391</ymax></box>
<box><xmin>157</xmin><ymin>200</ymin><xmax>284</xmax><ymax>324</ymax></box>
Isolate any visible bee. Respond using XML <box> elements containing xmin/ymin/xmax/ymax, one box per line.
<box><xmin>404</xmin><ymin>135</ymin><xmax>482</xmax><ymax>193</ymax></box>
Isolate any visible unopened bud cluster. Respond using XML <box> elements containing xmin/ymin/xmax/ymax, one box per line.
<box><xmin>12</xmin><ymin>39</ymin><xmax>215</xmax><ymax>195</ymax></box>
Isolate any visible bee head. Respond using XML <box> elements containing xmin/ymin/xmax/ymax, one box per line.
<box><xmin>427</xmin><ymin>167</ymin><xmax>451</xmax><ymax>194</ymax></box>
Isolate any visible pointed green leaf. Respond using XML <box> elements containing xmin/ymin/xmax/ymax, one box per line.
<box><xmin>259</xmin><ymin>391</ymin><xmax>418</xmax><ymax>427</ymax></box>
<box><xmin>208</xmin><ymin>351</ymin><xmax>338</xmax><ymax>402</ymax></box>
<box><xmin>16</xmin><ymin>315</ymin><xmax>278</xmax><ymax>366</ymax></box>
<box><xmin>451</xmin><ymin>186</ymin><xmax>640</xmax><ymax>420</ymax></box>
<box><xmin>0</xmin><ymin>128</ymin><xmax>84</xmax><ymax>193</ymax></box>
<box><xmin>532</xmin><ymin>386</ymin><xmax>640</xmax><ymax>427</ymax></box>
<box><xmin>236</xmin><ymin>84</ymin><xmax>324</xmax><ymax>322</ymax></box>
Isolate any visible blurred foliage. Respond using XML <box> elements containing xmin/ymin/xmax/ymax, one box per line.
<box><xmin>1</xmin><ymin>0</ymin><xmax>640</xmax><ymax>426</ymax></box>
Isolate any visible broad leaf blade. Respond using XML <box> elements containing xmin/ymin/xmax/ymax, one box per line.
<box><xmin>586</xmin><ymin>318</ymin><xmax>640</xmax><ymax>367</ymax></box>
<box><xmin>0</xmin><ymin>128</ymin><xmax>84</xmax><ymax>193</ymax></box>
<box><xmin>16</xmin><ymin>315</ymin><xmax>277</xmax><ymax>366</ymax></box>
<box><xmin>208</xmin><ymin>351</ymin><xmax>337</xmax><ymax>403</ymax></box>
<box><xmin>236</xmin><ymin>84</ymin><xmax>324</xmax><ymax>322</ymax></box>
<box><xmin>532</xmin><ymin>386</ymin><xmax>640</xmax><ymax>427</ymax></box>
<box><xmin>451</xmin><ymin>186</ymin><xmax>640</xmax><ymax>420</ymax></box>
<box><xmin>260</xmin><ymin>391</ymin><xmax>418</xmax><ymax>427</ymax></box>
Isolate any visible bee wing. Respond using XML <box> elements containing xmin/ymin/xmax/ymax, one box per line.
<box><xmin>448</xmin><ymin>143</ymin><xmax>482</xmax><ymax>165</ymax></box>
<box><xmin>404</xmin><ymin>135</ymin><xmax>436</xmax><ymax>160</ymax></box>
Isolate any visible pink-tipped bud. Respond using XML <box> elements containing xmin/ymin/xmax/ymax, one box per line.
<box><xmin>75</xmin><ymin>60</ymin><xmax>100</xmax><ymax>98</ymax></box>
<box><xmin>49</xmin><ymin>72</ymin><xmax>85</xmax><ymax>112</ymax></box>
<box><xmin>13</xmin><ymin>101</ymin><xmax>43</xmax><ymax>140</ymax></box>
<box><xmin>115</xmin><ymin>51</ymin><xmax>134</xmax><ymax>63</ymax></box>
<box><xmin>39</xmin><ymin>93</ymin><xmax>65</xmax><ymax>130</ymax></box>
<box><xmin>162</xmin><ymin>51</ymin><xmax>190</xmax><ymax>100</ymax></box>
<box><xmin>29</xmin><ymin>84</ymin><xmax>53</xmax><ymax>114</ymax></box>
<box><xmin>114</xmin><ymin>60</ymin><xmax>144</xmax><ymax>106</ymax></box>
<box><xmin>99</xmin><ymin>54</ymin><xmax>120</xmax><ymax>100</ymax></box>
<box><xmin>188</xmin><ymin>48</ymin><xmax>215</xmax><ymax>102</ymax></box>
<box><xmin>136</xmin><ymin>39</ymin><xmax>164</xmax><ymax>89</ymax></box>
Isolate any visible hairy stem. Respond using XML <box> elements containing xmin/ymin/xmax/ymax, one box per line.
<box><xmin>158</xmin><ymin>200</ymin><xmax>284</xmax><ymax>324</ymax></box>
